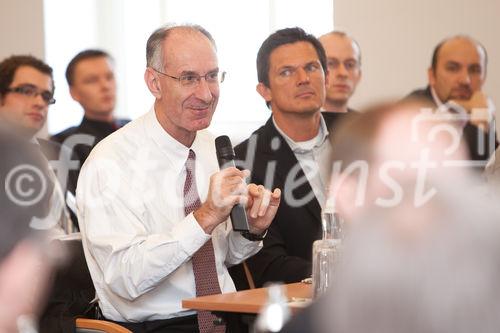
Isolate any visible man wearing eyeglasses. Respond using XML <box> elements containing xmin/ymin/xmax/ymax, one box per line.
<box><xmin>318</xmin><ymin>31</ymin><xmax>361</xmax><ymax>130</ymax></box>
<box><xmin>230</xmin><ymin>27</ymin><xmax>332</xmax><ymax>289</ymax></box>
<box><xmin>0</xmin><ymin>55</ymin><xmax>56</xmax><ymax>137</ymax></box>
<box><xmin>0</xmin><ymin>55</ymin><xmax>76</xmax><ymax>234</ymax></box>
<box><xmin>76</xmin><ymin>24</ymin><xmax>280</xmax><ymax>333</ymax></box>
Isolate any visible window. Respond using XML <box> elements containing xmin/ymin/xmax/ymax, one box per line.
<box><xmin>44</xmin><ymin>0</ymin><xmax>333</xmax><ymax>143</ymax></box>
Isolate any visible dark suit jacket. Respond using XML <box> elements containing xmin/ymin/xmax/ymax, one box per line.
<box><xmin>231</xmin><ymin>117</ymin><xmax>324</xmax><ymax>288</ymax></box>
<box><xmin>51</xmin><ymin>116</ymin><xmax>129</xmax><ymax>173</ymax></box>
<box><xmin>406</xmin><ymin>86</ymin><xmax>498</xmax><ymax>162</ymax></box>
<box><xmin>321</xmin><ymin>108</ymin><xmax>359</xmax><ymax>134</ymax></box>
<box><xmin>37</xmin><ymin>138</ymin><xmax>78</xmax><ymax>196</ymax></box>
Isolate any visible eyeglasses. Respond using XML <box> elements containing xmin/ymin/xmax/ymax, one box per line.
<box><xmin>152</xmin><ymin>68</ymin><xmax>226</xmax><ymax>87</ymax></box>
<box><xmin>6</xmin><ymin>84</ymin><xmax>56</xmax><ymax>105</ymax></box>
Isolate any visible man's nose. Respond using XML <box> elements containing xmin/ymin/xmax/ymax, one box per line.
<box><xmin>296</xmin><ymin>68</ymin><xmax>310</xmax><ymax>85</ymax></box>
<box><xmin>33</xmin><ymin>93</ymin><xmax>47</xmax><ymax>108</ymax></box>
<box><xmin>100</xmin><ymin>77</ymin><xmax>114</xmax><ymax>90</ymax></box>
<box><xmin>458</xmin><ymin>68</ymin><xmax>472</xmax><ymax>85</ymax></box>
<box><xmin>336</xmin><ymin>63</ymin><xmax>349</xmax><ymax>77</ymax></box>
<box><xmin>194</xmin><ymin>78</ymin><xmax>214</xmax><ymax>102</ymax></box>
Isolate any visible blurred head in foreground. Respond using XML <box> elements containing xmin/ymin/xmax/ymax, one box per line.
<box><xmin>319</xmin><ymin>101</ymin><xmax>500</xmax><ymax>333</ymax></box>
<box><xmin>328</xmin><ymin>99</ymin><xmax>472</xmax><ymax>222</ymax></box>
<box><xmin>0</xmin><ymin>129</ymin><xmax>58</xmax><ymax>332</ymax></box>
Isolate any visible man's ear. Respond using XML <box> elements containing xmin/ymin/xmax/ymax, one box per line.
<box><xmin>355</xmin><ymin>68</ymin><xmax>362</xmax><ymax>85</ymax></box>
<box><xmin>256</xmin><ymin>82</ymin><xmax>272</xmax><ymax>103</ymax></box>
<box><xmin>144</xmin><ymin>68</ymin><xmax>162</xmax><ymax>99</ymax></box>
<box><xmin>428</xmin><ymin>67</ymin><xmax>436</xmax><ymax>87</ymax></box>
<box><xmin>69</xmin><ymin>86</ymin><xmax>80</xmax><ymax>103</ymax></box>
<box><xmin>324</xmin><ymin>69</ymin><xmax>330</xmax><ymax>88</ymax></box>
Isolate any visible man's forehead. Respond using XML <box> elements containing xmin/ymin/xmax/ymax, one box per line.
<box><xmin>321</xmin><ymin>35</ymin><xmax>359</xmax><ymax>61</ymax></box>
<box><xmin>162</xmin><ymin>29</ymin><xmax>217</xmax><ymax>69</ymax></box>
<box><xmin>12</xmin><ymin>66</ymin><xmax>52</xmax><ymax>88</ymax></box>
<box><xmin>438</xmin><ymin>38</ymin><xmax>484</xmax><ymax>65</ymax></box>
<box><xmin>270</xmin><ymin>42</ymin><xmax>319</xmax><ymax>67</ymax></box>
<box><xmin>76</xmin><ymin>56</ymin><xmax>113</xmax><ymax>72</ymax></box>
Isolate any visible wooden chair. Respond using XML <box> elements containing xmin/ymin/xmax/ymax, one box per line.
<box><xmin>75</xmin><ymin>318</ymin><xmax>132</xmax><ymax>333</ymax></box>
<box><xmin>242</xmin><ymin>260</ymin><xmax>256</xmax><ymax>289</ymax></box>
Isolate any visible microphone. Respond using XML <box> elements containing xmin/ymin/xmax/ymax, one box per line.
<box><xmin>215</xmin><ymin>135</ymin><xmax>250</xmax><ymax>232</ymax></box>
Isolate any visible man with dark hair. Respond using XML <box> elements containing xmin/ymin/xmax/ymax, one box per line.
<box><xmin>51</xmin><ymin>49</ymin><xmax>129</xmax><ymax>168</ymax></box>
<box><xmin>407</xmin><ymin>35</ymin><xmax>497</xmax><ymax>164</ymax></box>
<box><xmin>77</xmin><ymin>24</ymin><xmax>280</xmax><ymax>332</ymax></box>
<box><xmin>0</xmin><ymin>54</ymin><xmax>75</xmax><ymax>233</ymax></box>
<box><xmin>0</xmin><ymin>55</ymin><xmax>55</xmax><ymax>137</ymax></box>
<box><xmin>282</xmin><ymin>101</ymin><xmax>500</xmax><ymax>333</ymax></box>
<box><xmin>232</xmin><ymin>27</ymin><xmax>331</xmax><ymax>287</ymax></box>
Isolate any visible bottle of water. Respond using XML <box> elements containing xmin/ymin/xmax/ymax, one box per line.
<box><xmin>312</xmin><ymin>198</ymin><xmax>344</xmax><ymax>298</ymax></box>
<box><xmin>253</xmin><ymin>283</ymin><xmax>291</xmax><ymax>332</ymax></box>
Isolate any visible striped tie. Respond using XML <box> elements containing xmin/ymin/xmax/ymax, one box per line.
<box><xmin>184</xmin><ymin>149</ymin><xmax>225</xmax><ymax>333</ymax></box>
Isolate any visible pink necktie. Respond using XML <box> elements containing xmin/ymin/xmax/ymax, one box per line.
<box><xmin>184</xmin><ymin>149</ymin><xmax>225</xmax><ymax>333</ymax></box>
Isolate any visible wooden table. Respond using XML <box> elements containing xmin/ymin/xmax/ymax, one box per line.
<box><xmin>182</xmin><ymin>282</ymin><xmax>312</xmax><ymax>315</ymax></box>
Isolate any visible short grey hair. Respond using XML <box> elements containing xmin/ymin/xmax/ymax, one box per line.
<box><xmin>146</xmin><ymin>23</ymin><xmax>216</xmax><ymax>71</ymax></box>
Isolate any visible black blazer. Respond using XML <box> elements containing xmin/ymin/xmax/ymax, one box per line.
<box><xmin>232</xmin><ymin>117</ymin><xmax>323</xmax><ymax>287</ymax></box>
<box><xmin>51</xmin><ymin>116</ymin><xmax>130</xmax><ymax>173</ymax></box>
<box><xmin>406</xmin><ymin>86</ymin><xmax>498</xmax><ymax>162</ymax></box>
<box><xmin>321</xmin><ymin>108</ymin><xmax>358</xmax><ymax>132</ymax></box>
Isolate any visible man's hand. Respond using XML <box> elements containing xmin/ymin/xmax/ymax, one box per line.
<box><xmin>194</xmin><ymin>167</ymin><xmax>250</xmax><ymax>234</ymax></box>
<box><xmin>245</xmin><ymin>184</ymin><xmax>281</xmax><ymax>235</ymax></box>
<box><xmin>193</xmin><ymin>168</ymin><xmax>281</xmax><ymax>235</ymax></box>
<box><xmin>452</xmin><ymin>91</ymin><xmax>493</xmax><ymax>130</ymax></box>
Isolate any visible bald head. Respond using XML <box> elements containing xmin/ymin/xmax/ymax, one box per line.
<box><xmin>431</xmin><ymin>36</ymin><xmax>486</xmax><ymax>73</ymax></box>
<box><xmin>319</xmin><ymin>31</ymin><xmax>361</xmax><ymax>64</ymax></box>
<box><xmin>319</xmin><ymin>31</ymin><xmax>362</xmax><ymax>112</ymax></box>
<box><xmin>428</xmin><ymin>36</ymin><xmax>487</xmax><ymax>102</ymax></box>
<box><xmin>146</xmin><ymin>24</ymin><xmax>216</xmax><ymax>71</ymax></box>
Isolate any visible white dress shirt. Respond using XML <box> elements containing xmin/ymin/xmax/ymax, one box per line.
<box><xmin>272</xmin><ymin>116</ymin><xmax>333</xmax><ymax>208</ymax></box>
<box><xmin>76</xmin><ymin>108</ymin><xmax>261</xmax><ymax>322</ymax></box>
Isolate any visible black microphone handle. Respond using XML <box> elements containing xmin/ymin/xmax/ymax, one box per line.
<box><xmin>218</xmin><ymin>157</ymin><xmax>250</xmax><ymax>232</ymax></box>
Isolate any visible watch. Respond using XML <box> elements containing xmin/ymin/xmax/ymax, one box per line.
<box><xmin>241</xmin><ymin>230</ymin><xmax>267</xmax><ymax>241</ymax></box>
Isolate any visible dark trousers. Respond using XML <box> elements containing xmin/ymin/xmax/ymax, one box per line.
<box><xmin>109</xmin><ymin>314</ymin><xmax>199</xmax><ymax>333</ymax></box>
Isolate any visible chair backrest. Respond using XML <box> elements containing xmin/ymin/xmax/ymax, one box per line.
<box><xmin>243</xmin><ymin>260</ymin><xmax>256</xmax><ymax>289</ymax></box>
<box><xmin>54</xmin><ymin>234</ymin><xmax>94</xmax><ymax>291</ymax></box>
<box><xmin>76</xmin><ymin>318</ymin><xmax>132</xmax><ymax>333</ymax></box>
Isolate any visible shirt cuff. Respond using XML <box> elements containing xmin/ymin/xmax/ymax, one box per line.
<box><xmin>172</xmin><ymin>212</ymin><xmax>210</xmax><ymax>256</ymax></box>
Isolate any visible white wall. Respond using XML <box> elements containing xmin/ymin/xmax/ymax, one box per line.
<box><xmin>0</xmin><ymin>0</ymin><xmax>45</xmax><ymax>60</ymax></box>
<box><xmin>1</xmin><ymin>0</ymin><xmax>499</xmax><ymax>130</ymax></box>
<box><xmin>0</xmin><ymin>0</ymin><xmax>48</xmax><ymax>137</ymax></box>
<box><xmin>334</xmin><ymin>0</ymin><xmax>500</xmax><ymax>116</ymax></box>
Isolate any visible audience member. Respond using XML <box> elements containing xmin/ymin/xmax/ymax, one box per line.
<box><xmin>0</xmin><ymin>128</ymin><xmax>59</xmax><ymax>333</ymax></box>
<box><xmin>0</xmin><ymin>55</ymin><xmax>76</xmax><ymax>232</ymax></box>
<box><xmin>406</xmin><ymin>35</ymin><xmax>497</xmax><ymax>163</ymax></box>
<box><xmin>76</xmin><ymin>24</ymin><xmax>280</xmax><ymax>333</ymax></box>
<box><xmin>282</xmin><ymin>100</ymin><xmax>497</xmax><ymax>333</ymax></box>
<box><xmin>319</xmin><ymin>31</ymin><xmax>361</xmax><ymax>129</ymax></box>
<box><xmin>52</xmin><ymin>49</ymin><xmax>129</xmax><ymax>170</ymax></box>
<box><xmin>232</xmin><ymin>27</ymin><xmax>331</xmax><ymax>288</ymax></box>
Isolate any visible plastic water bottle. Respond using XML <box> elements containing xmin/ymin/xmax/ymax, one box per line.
<box><xmin>312</xmin><ymin>198</ymin><xmax>344</xmax><ymax>298</ymax></box>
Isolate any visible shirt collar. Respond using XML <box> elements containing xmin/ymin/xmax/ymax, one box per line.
<box><xmin>145</xmin><ymin>107</ymin><xmax>196</xmax><ymax>175</ymax></box>
<box><xmin>430</xmin><ymin>86</ymin><xmax>467</xmax><ymax>116</ymax></box>
<box><xmin>272</xmin><ymin>115</ymin><xmax>329</xmax><ymax>154</ymax></box>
